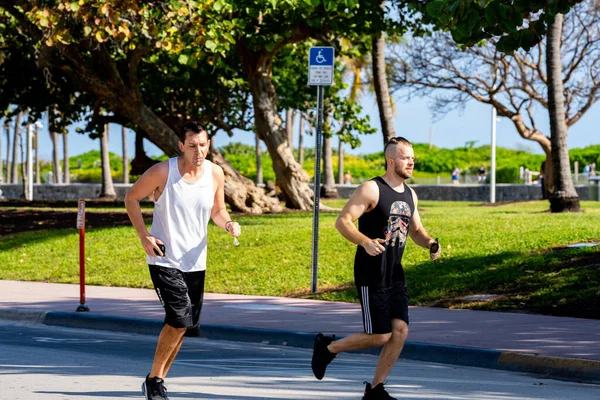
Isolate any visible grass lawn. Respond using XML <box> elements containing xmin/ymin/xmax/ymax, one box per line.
<box><xmin>1</xmin><ymin>200</ymin><xmax>599</xmax><ymax>318</ymax></box>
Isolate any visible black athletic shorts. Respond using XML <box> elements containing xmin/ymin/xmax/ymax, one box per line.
<box><xmin>357</xmin><ymin>282</ymin><xmax>409</xmax><ymax>334</ymax></box>
<box><xmin>149</xmin><ymin>265</ymin><xmax>205</xmax><ymax>336</ymax></box>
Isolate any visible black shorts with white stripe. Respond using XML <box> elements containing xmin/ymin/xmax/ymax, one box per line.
<box><xmin>357</xmin><ymin>282</ymin><xmax>409</xmax><ymax>334</ymax></box>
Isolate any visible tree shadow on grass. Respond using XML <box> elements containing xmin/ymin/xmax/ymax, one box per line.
<box><xmin>304</xmin><ymin>247</ymin><xmax>600</xmax><ymax>320</ymax></box>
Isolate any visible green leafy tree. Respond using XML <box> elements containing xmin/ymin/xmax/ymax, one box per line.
<box><xmin>407</xmin><ymin>0</ymin><xmax>582</xmax><ymax>53</ymax></box>
<box><xmin>391</xmin><ymin>1</ymin><xmax>599</xmax><ymax>211</ymax></box>
<box><xmin>0</xmin><ymin>0</ymin><xmax>283</xmax><ymax>212</ymax></box>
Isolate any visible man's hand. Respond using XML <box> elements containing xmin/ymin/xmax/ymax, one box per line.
<box><xmin>142</xmin><ymin>235</ymin><xmax>164</xmax><ymax>257</ymax></box>
<box><xmin>429</xmin><ymin>238</ymin><xmax>441</xmax><ymax>261</ymax></box>
<box><xmin>225</xmin><ymin>221</ymin><xmax>241</xmax><ymax>237</ymax></box>
<box><xmin>362</xmin><ymin>238</ymin><xmax>386</xmax><ymax>256</ymax></box>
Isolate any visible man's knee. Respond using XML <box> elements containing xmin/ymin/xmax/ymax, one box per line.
<box><xmin>391</xmin><ymin>321</ymin><xmax>409</xmax><ymax>341</ymax></box>
<box><xmin>163</xmin><ymin>323</ymin><xmax>188</xmax><ymax>335</ymax></box>
<box><xmin>371</xmin><ymin>332</ymin><xmax>392</xmax><ymax>346</ymax></box>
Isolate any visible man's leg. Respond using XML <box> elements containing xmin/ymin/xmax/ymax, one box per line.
<box><xmin>150</xmin><ymin>324</ymin><xmax>187</xmax><ymax>379</ymax></box>
<box><xmin>328</xmin><ymin>331</ymin><xmax>391</xmax><ymax>354</ymax></box>
<box><xmin>162</xmin><ymin>332</ymin><xmax>185</xmax><ymax>378</ymax></box>
<box><xmin>372</xmin><ymin>318</ymin><xmax>408</xmax><ymax>386</ymax></box>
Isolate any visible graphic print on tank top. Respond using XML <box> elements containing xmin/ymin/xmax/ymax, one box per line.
<box><xmin>384</xmin><ymin>201</ymin><xmax>412</xmax><ymax>248</ymax></box>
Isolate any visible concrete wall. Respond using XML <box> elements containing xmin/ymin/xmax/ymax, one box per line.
<box><xmin>327</xmin><ymin>184</ymin><xmax>589</xmax><ymax>202</ymax></box>
<box><xmin>0</xmin><ymin>183</ymin><xmax>590</xmax><ymax>202</ymax></box>
<box><xmin>0</xmin><ymin>184</ymin><xmax>132</xmax><ymax>201</ymax></box>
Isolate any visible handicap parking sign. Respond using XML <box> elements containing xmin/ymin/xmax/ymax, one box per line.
<box><xmin>308</xmin><ymin>47</ymin><xmax>335</xmax><ymax>86</ymax></box>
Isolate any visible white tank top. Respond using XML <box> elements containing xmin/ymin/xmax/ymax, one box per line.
<box><xmin>147</xmin><ymin>157</ymin><xmax>214</xmax><ymax>272</ymax></box>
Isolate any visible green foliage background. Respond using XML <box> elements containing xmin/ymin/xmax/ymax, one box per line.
<box><xmin>16</xmin><ymin>142</ymin><xmax>599</xmax><ymax>185</ymax></box>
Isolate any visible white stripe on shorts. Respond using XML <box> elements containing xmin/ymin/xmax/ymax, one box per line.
<box><xmin>360</xmin><ymin>286</ymin><xmax>372</xmax><ymax>334</ymax></box>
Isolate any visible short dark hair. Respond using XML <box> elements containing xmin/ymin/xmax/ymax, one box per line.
<box><xmin>180</xmin><ymin>121</ymin><xmax>207</xmax><ymax>142</ymax></box>
<box><xmin>384</xmin><ymin>136</ymin><xmax>412</xmax><ymax>154</ymax></box>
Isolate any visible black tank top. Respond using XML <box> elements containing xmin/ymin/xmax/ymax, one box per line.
<box><xmin>354</xmin><ymin>177</ymin><xmax>415</xmax><ymax>288</ymax></box>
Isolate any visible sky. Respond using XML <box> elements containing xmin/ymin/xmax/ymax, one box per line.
<box><xmin>3</xmin><ymin>91</ymin><xmax>599</xmax><ymax>163</ymax></box>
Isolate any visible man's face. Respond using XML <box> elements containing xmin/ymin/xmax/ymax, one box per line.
<box><xmin>179</xmin><ymin>130</ymin><xmax>210</xmax><ymax>167</ymax></box>
<box><xmin>391</xmin><ymin>144</ymin><xmax>415</xmax><ymax>179</ymax></box>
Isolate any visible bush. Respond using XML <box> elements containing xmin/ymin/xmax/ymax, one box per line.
<box><xmin>496</xmin><ymin>166</ymin><xmax>520</xmax><ymax>183</ymax></box>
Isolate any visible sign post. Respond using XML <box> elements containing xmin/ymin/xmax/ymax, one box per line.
<box><xmin>76</xmin><ymin>199</ymin><xmax>89</xmax><ymax>311</ymax></box>
<box><xmin>308</xmin><ymin>46</ymin><xmax>334</xmax><ymax>294</ymax></box>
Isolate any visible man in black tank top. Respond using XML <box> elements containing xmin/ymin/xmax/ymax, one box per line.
<box><xmin>311</xmin><ymin>137</ymin><xmax>441</xmax><ymax>400</ymax></box>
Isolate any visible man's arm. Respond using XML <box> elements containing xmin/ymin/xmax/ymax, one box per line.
<box><xmin>335</xmin><ymin>181</ymin><xmax>385</xmax><ymax>256</ymax></box>
<box><xmin>124</xmin><ymin>161</ymin><xmax>168</xmax><ymax>256</ymax></box>
<box><xmin>210</xmin><ymin>165</ymin><xmax>241</xmax><ymax>237</ymax></box>
<box><xmin>407</xmin><ymin>187</ymin><xmax>440</xmax><ymax>260</ymax></box>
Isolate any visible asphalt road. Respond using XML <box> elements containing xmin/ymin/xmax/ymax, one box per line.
<box><xmin>0</xmin><ymin>321</ymin><xmax>598</xmax><ymax>400</ymax></box>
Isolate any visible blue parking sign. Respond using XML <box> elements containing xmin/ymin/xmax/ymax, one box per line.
<box><xmin>308</xmin><ymin>47</ymin><xmax>335</xmax><ymax>86</ymax></box>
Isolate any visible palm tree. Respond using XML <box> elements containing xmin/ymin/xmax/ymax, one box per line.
<box><xmin>255</xmin><ymin>134</ymin><xmax>263</xmax><ymax>185</ymax></box>
<box><xmin>122</xmin><ymin>125</ymin><xmax>129</xmax><ymax>184</ymax></box>
<box><xmin>546</xmin><ymin>14</ymin><xmax>580</xmax><ymax>212</ymax></box>
<box><xmin>34</xmin><ymin>123</ymin><xmax>40</xmax><ymax>184</ymax></box>
<box><xmin>372</xmin><ymin>31</ymin><xmax>396</xmax><ymax>146</ymax></box>
<box><xmin>62</xmin><ymin>129</ymin><xmax>69</xmax><ymax>184</ymax></box>
<box><xmin>11</xmin><ymin>112</ymin><xmax>21</xmax><ymax>183</ymax></box>
<box><xmin>99</xmin><ymin>124</ymin><xmax>116</xmax><ymax>199</ymax></box>
<box><xmin>297</xmin><ymin>111</ymin><xmax>305</xmax><ymax>165</ymax></box>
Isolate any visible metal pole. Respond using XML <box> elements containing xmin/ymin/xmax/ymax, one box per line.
<box><xmin>77</xmin><ymin>199</ymin><xmax>89</xmax><ymax>311</ymax></box>
<box><xmin>490</xmin><ymin>104</ymin><xmax>497</xmax><ymax>203</ymax></box>
<box><xmin>429</xmin><ymin>126</ymin><xmax>433</xmax><ymax>150</ymax></box>
<box><xmin>311</xmin><ymin>85</ymin><xmax>324</xmax><ymax>294</ymax></box>
<box><xmin>27</xmin><ymin>124</ymin><xmax>33</xmax><ymax>200</ymax></box>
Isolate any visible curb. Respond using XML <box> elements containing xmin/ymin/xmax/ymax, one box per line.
<box><xmin>2</xmin><ymin>309</ymin><xmax>599</xmax><ymax>384</ymax></box>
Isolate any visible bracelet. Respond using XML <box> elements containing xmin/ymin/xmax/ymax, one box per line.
<box><xmin>225</xmin><ymin>221</ymin><xmax>234</xmax><ymax>231</ymax></box>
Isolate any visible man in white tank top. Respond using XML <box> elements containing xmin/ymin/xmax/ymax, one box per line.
<box><xmin>125</xmin><ymin>121</ymin><xmax>241</xmax><ymax>400</ymax></box>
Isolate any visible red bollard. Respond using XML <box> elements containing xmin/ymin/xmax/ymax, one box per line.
<box><xmin>76</xmin><ymin>199</ymin><xmax>89</xmax><ymax>312</ymax></box>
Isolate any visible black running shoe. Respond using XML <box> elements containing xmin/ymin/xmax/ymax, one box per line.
<box><xmin>311</xmin><ymin>333</ymin><xmax>336</xmax><ymax>380</ymax></box>
<box><xmin>362</xmin><ymin>382</ymin><xmax>396</xmax><ymax>400</ymax></box>
<box><xmin>142</xmin><ymin>375</ymin><xmax>169</xmax><ymax>400</ymax></box>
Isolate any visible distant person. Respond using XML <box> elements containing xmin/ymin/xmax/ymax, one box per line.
<box><xmin>539</xmin><ymin>161</ymin><xmax>546</xmax><ymax>199</ymax></box>
<box><xmin>311</xmin><ymin>137</ymin><xmax>441</xmax><ymax>400</ymax></box>
<box><xmin>477</xmin><ymin>166</ymin><xmax>487</xmax><ymax>183</ymax></box>
<box><xmin>451</xmin><ymin>168</ymin><xmax>460</xmax><ymax>184</ymax></box>
<box><xmin>344</xmin><ymin>171</ymin><xmax>353</xmax><ymax>185</ymax></box>
<box><xmin>591</xmin><ymin>162</ymin><xmax>597</xmax><ymax>177</ymax></box>
<box><xmin>583</xmin><ymin>163</ymin><xmax>590</xmax><ymax>179</ymax></box>
<box><xmin>125</xmin><ymin>121</ymin><xmax>241</xmax><ymax>400</ymax></box>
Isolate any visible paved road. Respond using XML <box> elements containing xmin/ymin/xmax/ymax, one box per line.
<box><xmin>0</xmin><ymin>321</ymin><xmax>598</xmax><ymax>400</ymax></box>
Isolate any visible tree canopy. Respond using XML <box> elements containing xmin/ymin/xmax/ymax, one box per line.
<box><xmin>404</xmin><ymin>0</ymin><xmax>583</xmax><ymax>52</ymax></box>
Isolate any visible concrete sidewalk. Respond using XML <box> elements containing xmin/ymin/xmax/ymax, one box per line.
<box><xmin>1</xmin><ymin>280</ymin><xmax>599</xmax><ymax>383</ymax></box>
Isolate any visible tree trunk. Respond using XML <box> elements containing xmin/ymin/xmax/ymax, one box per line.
<box><xmin>208</xmin><ymin>144</ymin><xmax>281</xmax><ymax>213</ymax></box>
<box><xmin>99</xmin><ymin>124</ymin><xmax>116</xmax><ymax>199</ymax></box>
<box><xmin>122</xmin><ymin>125</ymin><xmax>129</xmax><ymax>184</ymax></box>
<box><xmin>240</xmin><ymin>48</ymin><xmax>313</xmax><ymax>210</ymax></box>
<box><xmin>0</xmin><ymin>118</ymin><xmax>3</xmax><ymax>183</ymax></box>
<box><xmin>298</xmin><ymin>112</ymin><xmax>305</xmax><ymax>165</ymax></box>
<box><xmin>286</xmin><ymin>109</ymin><xmax>295</xmax><ymax>151</ymax></box>
<box><xmin>338</xmin><ymin>139</ymin><xmax>344</xmax><ymax>184</ymax></box>
<box><xmin>19</xmin><ymin>129</ymin><xmax>28</xmax><ymax>198</ymax></box>
<box><xmin>34</xmin><ymin>124</ymin><xmax>40</xmax><ymax>184</ymax></box>
<box><xmin>546</xmin><ymin>14</ymin><xmax>580</xmax><ymax>212</ymax></box>
<box><xmin>62</xmin><ymin>130</ymin><xmax>70</xmax><ymax>184</ymax></box>
<box><xmin>255</xmin><ymin>134</ymin><xmax>263</xmax><ymax>185</ymax></box>
<box><xmin>51</xmin><ymin>130</ymin><xmax>62</xmax><ymax>184</ymax></box>
<box><xmin>3</xmin><ymin>118</ymin><xmax>9</xmax><ymax>183</ymax></box>
<box><xmin>372</xmin><ymin>32</ymin><xmax>396</xmax><ymax>146</ymax></box>
<box><xmin>322</xmin><ymin>133</ymin><xmax>339</xmax><ymax>198</ymax></box>
<box><xmin>11</xmin><ymin>112</ymin><xmax>21</xmax><ymax>183</ymax></box>
<box><xmin>130</xmin><ymin>131</ymin><xmax>159</xmax><ymax>176</ymax></box>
